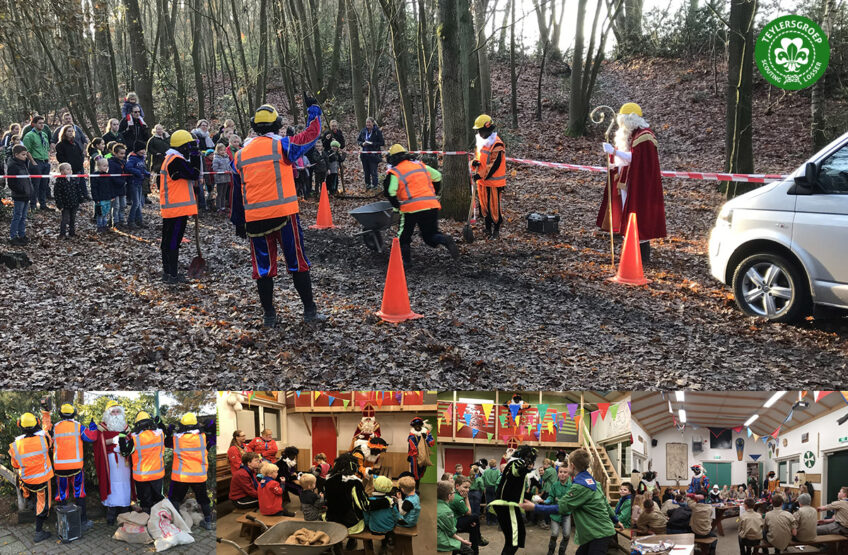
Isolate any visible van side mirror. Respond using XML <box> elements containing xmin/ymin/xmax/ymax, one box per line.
<box><xmin>805</xmin><ymin>162</ymin><xmax>818</xmax><ymax>184</ymax></box>
<box><xmin>791</xmin><ymin>162</ymin><xmax>818</xmax><ymax>195</ymax></box>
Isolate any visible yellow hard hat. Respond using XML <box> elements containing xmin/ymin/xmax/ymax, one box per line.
<box><xmin>170</xmin><ymin>130</ymin><xmax>195</xmax><ymax>148</ymax></box>
<box><xmin>60</xmin><ymin>404</ymin><xmax>75</xmax><ymax>416</ymax></box>
<box><xmin>135</xmin><ymin>411</ymin><xmax>151</xmax><ymax>423</ymax></box>
<box><xmin>181</xmin><ymin>412</ymin><xmax>198</xmax><ymax>426</ymax></box>
<box><xmin>19</xmin><ymin>413</ymin><xmax>37</xmax><ymax>428</ymax></box>
<box><xmin>472</xmin><ymin>114</ymin><xmax>493</xmax><ymax>130</ymax></box>
<box><xmin>253</xmin><ymin>104</ymin><xmax>280</xmax><ymax>124</ymax></box>
<box><xmin>105</xmin><ymin>400</ymin><xmax>119</xmax><ymax>409</ymax></box>
<box><xmin>388</xmin><ymin>144</ymin><xmax>407</xmax><ymax>156</ymax></box>
<box><xmin>619</xmin><ymin>103</ymin><xmax>643</xmax><ymax>117</ymax></box>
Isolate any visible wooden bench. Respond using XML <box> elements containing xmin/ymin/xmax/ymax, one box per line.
<box><xmin>694</xmin><ymin>536</ymin><xmax>717</xmax><ymax>555</ymax></box>
<box><xmin>348</xmin><ymin>530</ymin><xmax>384</xmax><ymax>555</ymax></box>
<box><xmin>615</xmin><ymin>528</ymin><xmax>631</xmax><ymax>553</ymax></box>
<box><xmin>394</xmin><ymin>525</ymin><xmax>418</xmax><ymax>555</ymax></box>
<box><xmin>754</xmin><ymin>534</ymin><xmax>848</xmax><ymax>555</ymax></box>
<box><xmin>235</xmin><ymin>512</ymin><xmax>302</xmax><ymax>543</ymax></box>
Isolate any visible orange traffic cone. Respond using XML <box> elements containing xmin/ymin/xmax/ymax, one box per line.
<box><xmin>310</xmin><ymin>182</ymin><xmax>335</xmax><ymax>229</ymax></box>
<box><xmin>609</xmin><ymin>212</ymin><xmax>650</xmax><ymax>286</ymax></box>
<box><xmin>376</xmin><ymin>238</ymin><xmax>423</xmax><ymax>323</ymax></box>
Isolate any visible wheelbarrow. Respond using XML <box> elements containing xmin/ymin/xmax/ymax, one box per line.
<box><xmin>348</xmin><ymin>200</ymin><xmax>399</xmax><ymax>254</ymax></box>
<box><xmin>217</xmin><ymin>515</ymin><xmax>348</xmax><ymax>555</ymax></box>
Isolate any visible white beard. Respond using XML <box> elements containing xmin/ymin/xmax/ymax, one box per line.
<box><xmin>354</xmin><ymin>438</ymin><xmax>371</xmax><ymax>458</ymax></box>
<box><xmin>614</xmin><ymin>113</ymin><xmax>650</xmax><ymax>152</ymax></box>
<box><xmin>102</xmin><ymin>407</ymin><xmax>128</xmax><ymax>432</ymax></box>
<box><xmin>476</xmin><ymin>132</ymin><xmax>498</xmax><ymax>153</ymax></box>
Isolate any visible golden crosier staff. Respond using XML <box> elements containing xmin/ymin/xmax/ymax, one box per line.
<box><xmin>590</xmin><ymin>105</ymin><xmax>616</xmax><ymax>268</ymax></box>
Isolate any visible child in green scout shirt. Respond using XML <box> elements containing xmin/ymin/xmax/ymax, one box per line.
<box><xmin>482</xmin><ymin>459</ymin><xmax>501</xmax><ymax>525</ymax></box>
<box><xmin>533</xmin><ymin>463</ymin><xmax>573</xmax><ymax>555</ymax></box>
<box><xmin>525</xmin><ymin>448</ymin><xmax>622</xmax><ymax>555</ymax></box>
<box><xmin>449</xmin><ymin>476</ymin><xmax>483</xmax><ymax>554</ymax></box>
<box><xmin>437</xmin><ymin>480</ymin><xmax>473</xmax><ymax>554</ymax></box>
<box><xmin>615</xmin><ymin>482</ymin><xmax>633</xmax><ymax>528</ymax></box>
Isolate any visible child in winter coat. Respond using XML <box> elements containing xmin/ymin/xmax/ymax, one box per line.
<box><xmin>108</xmin><ymin>145</ymin><xmax>128</xmax><ymax>227</ymax></box>
<box><xmin>365</xmin><ymin>475</ymin><xmax>398</xmax><ymax>554</ymax></box>
<box><xmin>257</xmin><ymin>463</ymin><xmax>286</xmax><ymax>516</ymax></box>
<box><xmin>326</xmin><ymin>141</ymin><xmax>346</xmax><ymax>195</ymax></box>
<box><xmin>7</xmin><ymin>145</ymin><xmax>34</xmax><ymax>245</ymax></box>
<box><xmin>212</xmin><ymin>143</ymin><xmax>231</xmax><ymax>212</ymax></box>
<box><xmin>298</xmin><ymin>473</ymin><xmax>327</xmax><ymax>521</ymax></box>
<box><xmin>91</xmin><ymin>157</ymin><xmax>112</xmax><ymax>231</ymax></box>
<box><xmin>121</xmin><ymin>92</ymin><xmax>144</xmax><ymax>119</ymax></box>
<box><xmin>124</xmin><ymin>144</ymin><xmax>151</xmax><ymax>228</ymax></box>
<box><xmin>54</xmin><ymin>163</ymin><xmax>83</xmax><ymax>238</ymax></box>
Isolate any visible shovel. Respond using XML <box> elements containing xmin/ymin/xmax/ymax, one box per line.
<box><xmin>187</xmin><ymin>215</ymin><xmax>206</xmax><ymax>278</ymax></box>
<box><xmin>462</xmin><ymin>170</ymin><xmax>478</xmax><ymax>243</ymax></box>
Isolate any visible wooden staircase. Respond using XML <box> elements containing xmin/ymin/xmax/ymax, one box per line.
<box><xmin>579</xmin><ymin>423</ymin><xmax>622</xmax><ymax>504</ymax></box>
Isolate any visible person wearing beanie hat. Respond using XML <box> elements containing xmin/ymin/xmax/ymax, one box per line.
<box><xmin>597</xmin><ymin>102</ymin><xmax>666</xmax><ymax>263</ymax></box>
<box><xmin>365</xmin><ymin>474</ymin><xmax>399</xmax><ymax>552</ymax></box>
<box><xmin>384</xmin><ymin>143</ymin><xmax>459</xmax><ymax>266</ymax></box>
<box><xmin>326</xmin><ymin>139</ymin><xmax>346</xmax><ymax>195</ymax></box>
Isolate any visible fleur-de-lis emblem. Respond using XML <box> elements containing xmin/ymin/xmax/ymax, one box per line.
<box><xmin>774</xmin><ymin>37</ymin><xmax>810</xmax><ymax>72</ymax></box>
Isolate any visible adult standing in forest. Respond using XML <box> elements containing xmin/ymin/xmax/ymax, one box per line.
<box><xmin>471</xmin><ymin>114</ymin><xmax>506</xmax><ymax>238</ymax></box>
<box><xmin>322</xmin><ymin>119</ymin><xmax>345</xmax><ymax>151</ymax></box>
<box><xmin>55</xmin><ymin>125</ymin><xmax>88</xmax><ymax>200</ymax></box>
<box><xmin>119</xmin><ymin>106</ymin><xmax>150</xmax><ymax>152</ymax></box>
<box><xmin>147</xmin><ymin>124</ymin><xmax>170</xmax><ymax>198</ymax></box>
<box><xmin>22</xmin><ymin>116</ymin><xmax>52</xmax><ymax>210</ymax></box>
<box><xmin>357</xmin><ymin>117</ymin><xmax>384</xmax><ymax>191</ymax></box>
<box><xmin>597</xmin><ymin>103</ymin><xmax>666</xmax><ymax>263</ymax></box>
<box><xmin>213</xmin><ymin>119</ymin><xmax>236</xmax><ymax>145</ymax></box>
<box><xmin>51</xmin><ymin>113</ymin><xmax>88</xmax><ymax>153</ymax></box>
<box><xmin>159</xmin><ymin>130</ymin><xmax>200</xmax><ymax>283</ymax></box>
<box><xmin>102</xmin><ymin>118</ymin><xmax>122</xmax><ymax>145</ymax></box>
<box><xmin>233</xmin><ymin>100</ymin><xmax>327</xmax><ymax>327</ymax></box>
<box><xmin>192</xmin><ymin>119</ymin><xmax>216</xmax><ymax>150</ymax></box>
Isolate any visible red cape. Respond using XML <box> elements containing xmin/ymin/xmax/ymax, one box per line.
<box><xmin>597</xmin><ymin>128</ymin><xmax>667</xmax><ymax>240</ymax></box>
<box><xmin>92</xmin><ymin>425</ymin><xmax>136</xmax><ymax>502</ymax></box>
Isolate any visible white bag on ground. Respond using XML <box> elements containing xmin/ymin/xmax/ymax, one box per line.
<box><xmin>147</xmin><ymin>498</ymin><xmax>195</xmax><ymax>552</ymax></box>
<box><xmin>112</xmin><ymin>510</ymin><xmax>153</xmax><ymax>544</ymax></box>
<box><xmin>178</xmin><ymin>498</ymin><xmax>204</xmax><ymax>529</ymax></box>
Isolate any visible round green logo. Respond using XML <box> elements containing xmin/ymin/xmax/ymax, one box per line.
<box><xmin>756</xmin><ymin>15</ymin><xmax>829</xmax><ymax>90</ymax></box>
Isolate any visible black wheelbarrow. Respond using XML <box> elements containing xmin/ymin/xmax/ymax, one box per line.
<box><xmin>217</xmin><ymin>515</ymin><xmax>348</xmax><ymax>554</ymax></box>
<box><xmin>348</xmin><ymin>200</ymin><xmax>399</xmax><ymax>254</ymax></box>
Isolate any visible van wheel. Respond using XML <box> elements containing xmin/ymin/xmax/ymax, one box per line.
<box><xmin>731</xmin><ymin>253</ymin><xmax>811</xmax><ymax>323</ymax></box>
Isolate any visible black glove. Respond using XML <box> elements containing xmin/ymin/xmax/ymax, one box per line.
<box><xmin>39</xmin><ymin>396</ymin><xmax>52</xmax><ymax>412</ymax></box>
<box><xmin>433</xmin><ymin>180</ymin><xmax>442</xmax><ymax>195</ymax></box>
<box><xmin>236</xmin><ymin>225</ymin><xmax>246</xmax><ymax>239</ymax></box>
<box><xmin>471</xmin><ymin>160</ymin><xmax>481</xmax><ymax>168</ymax></box>
<box><xmin>303</xmin><ymin>91</ymin><xmax>318</xmax><ymax>108</ymax></box>
<box><xmin>472</xmin><ymin>173</ymin><xmax>482</xmax><ymax>182</ymax></box>
<box><xmin>189</xmin><ymin>153</ymin><xmax>202</xmax><ymax>172</ymax></box>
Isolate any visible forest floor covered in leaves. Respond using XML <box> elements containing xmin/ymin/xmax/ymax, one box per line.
<box><xmin>1</xmin><ymin>57</ymin><xmax>846</xmax><ymax>389</ymax></box>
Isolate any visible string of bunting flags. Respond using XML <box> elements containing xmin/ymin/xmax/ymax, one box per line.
<box><xmin>436</xmin><ymin>399</ymin><xmax>631</xmax><ymax>443</ymax></box>
<box><xmin>217</xmin><ymin>390</ymin><xmax>428</xmax><ymax>409</ymax></box>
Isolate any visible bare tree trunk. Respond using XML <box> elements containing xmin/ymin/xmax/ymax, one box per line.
<box><xmin>192</xmin><ymin>0</ymin><xmax>205</xmax><ymax>119</ymax></box>
<box><xmin>535</xmin><ymin>39</ymin><xmax>549</xmax><ymax>120</ymax></box>
<box><xmin>725</xmin><ymin>0</ymin><xmax>756</xmax><ymax>185</ymax></box>
<box><xmin>123</xmin><ymin>0</ymin><xmax>155</xmax><ymax>120</ymax></box>
<box><xmin>325</xmin><ymin>0</ymin><xmax>345</xmax><ymax>100</ymax></box>
<box><xmin>93</xmin><ymin>0</ymin><xmax>119</xmax><ymax>112</ymax></box>
<box><xmin>346</xmin><ymin>0</ymin><xmax>366</xmax><ymax>129</ymax></box>
<box><xmin>379</xmin><ymin>0</ymin><xmax>419</xmax><ymax>150</ymax></box>
<box><xmin>231</xmin><ymin>0</ymin><xmax>254</xmax><ymax>109</ymax></box>
<box><xmin>474</xmin><ymin>0</ymin><xmax>492</xmax><ymax>114</ymax></box>
<box><xmin>498</xmin><ymin>0</ymin><xmax>511</xmax><ymax>56</ymax></box>
<box><xmin>438</xmin><ymin>0</ymin><xmax>470</xmax><ymax>221</ymax></box>
<box><xmin>257</xmin><ymin>0</ymin><xmax>269</xmax><ymax>104</ymax></box>
<box><xmin>510</xmin><ymin>0</ymin><xmax>518</xmax><ymax>128</ymax></box>
<box><xmin>459</xmin><ymin>0</ymin><xmax>480</xmax><ymax>143</ymax></box>
<box><xmin>163</xmin><ymin>0</ymin><xmax>186</xmax><ymax>125</ymax></box>
<box><xmin>811</xmin><ymin>0</ymin><xmax>834</xmax><ymax>151</ymax></box>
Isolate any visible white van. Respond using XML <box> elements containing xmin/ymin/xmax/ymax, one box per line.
<box><xmin>708</xmin><ymin>131</ymin><xmax>848</xmax><ymax>322</ymax></box>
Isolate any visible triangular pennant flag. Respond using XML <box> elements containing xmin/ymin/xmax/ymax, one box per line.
<box><xmin>785</xmin><ymin>410</ymin><xmax>793</xmax><ymax>423</ymax></box>
<box><xmin>709</xmin><ymin>427</ymin><xmax>725</xmax><ymax>438</ymax></box>
<box><xmin>482</xmin><ymin>403</ymin><xmax>494</xmax><ymax>423</ymax></box>
<box><xmin>457</xmin><ymin>422</ymin><xmax>465</xmax><ymax>431</ymax></box>
<box><xmin>841</xmin><ymin>391</ymin><xmax>848</xmax><ymax>404</ymax></box>
<box><xmin>437</xmin><ymin>417</ymin><xmax>443</xmax><ymax>429</ymax></box>
<box><xmin>359</xmin><ymin>400</ymin><xmax>366</xmax><ymax>410</ymax></box>
<box><xmin>747</xmin><ymin>427</ymin><xmax>752</xmax><ymax>438</ymax></box>
<box><xmin>752</xmin><ymin>432</ymin><xmax>760</xmax><ymax>441</ymax></box>
<box><xmin>499</xmin><ymin>414</ymin><xmax>508</xmax><ymax>427</ymax></box>
<box><xmin>567</xmin><ymin>404</ymin><xmax>578</xmax><ymax>420</ymax></box>
<box><xmin>627</xmin><ymin>401</ymin><xmax>631</xmax><ymax>411</ymax></box>
<box><xmin>375</xmin><ymin>395</ymin><xmax>384</xmax><ymax>407</ymax></box>
<box><xmin>537</xmin><ymin>404</ymin><xmax>549</xmax><ymax>421</ymax></box>
<box><xmin>591</xmin><ymin>410</ymin><xmax>600</xmax><ymax>427</ymax></box>
<box><xmin>574</xmin><ymin>413</ymin><xmax>582</xmax><ymax>431</ymax></box>
<box><xmin>509</xmin><ymin>403</ymin><xmax>520</xmax><ymax>423</ymax></box>
<box><xmin>762</xmin><ymin>436</ymin><xmax>769</xmax><ymax>444</ymax></box>
<box><xmin>455</xmin><ymin>403</ymin><xmax>467</xmax><ymax>417</ymax></box>
<box><xmin>472</xmin><ymin>428</ymin><xmax>479</xmax><ymax>438</ymax></box>
<box><xmin>296</xmin><ymin>391</ymin><xmax>302</xmax><ymax>398</ymax></box>
<box><xmin>815</xmin><ymin>391</ymin><xmax>834</xmax><ymax>402</ymax></box>
<box><xmin>328</xmin><ymin>395</ymin><xmax>335</xmax><ymax>406</ymax></box>
<box><xmin>396</xmin><ymin>392</ymin><xmax>403</xmax><ymax>404</ymax></box>
<box><xmin>537</xmin><ymin>422</ymin><xmax>542</xmax><ymax>436</ymax></box>
<box><xmin>464</xmin><ymin>414</ymin><xmax>473</xmax><ymax>428</ymax></box>
<box><xmin>515</xmin><ymin>415</ymin><xmax>521</xmax><ymax>427</ymax></box>
<box><xmin>487</xmin><ymin>432</ymin><xmax>494</xmax><ymax>441</ymax></box>
<box><xmin>314</xmin><ymin>391</ymin><xmax>322</xmax><ymax>400</ymax></box>
<box><xmin>598</xmin><ymin>403</ymin><xmax>610</xmax><ymax>420</ymax></box>
<box><xmin>750</xmin><ymin>454</ymin><xmax>761</xmax><ymax>461</ymax></box>
<box><xmin>771</xmin><ymin>426</ymin><xmax>780</xmax><ymax>438</ymax></box>
<box><xmin>444</xmin><ymin>405</ymin><xmax>452</xmax><ymax>423</ymax></box>
<box><xmin>610</xmin><ymin>404</ymin><xmax>619</xmax><ymax>420</ymax></box>
<box><xmin>343</xmin><ymin>399</ymin><xmax>350</xmax><ymax>408</ymax></box>
<box><xmin>733</xmin><ymin>426</ymin><xmax>743</xmax><ymax>433</ymax></box>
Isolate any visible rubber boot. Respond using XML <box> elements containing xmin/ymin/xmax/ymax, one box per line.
<box><xmin>441</xmin><ymin>235</ymin><xmax>460</xmax><ymax>259</ymax></box>
<box><xmin>106</xmin><ymin>505</ymin><xmax>118</xmax><ymax>525</ymax></box>
<box><xmin>640</xmin><ymin>241</ymin><xmax>651</xmax><ymax>264</ymax></box>
<box><xmin>257</xmin><ymin>277</ymin><xmax>277</xmax><ymax>328</ymax></box>
<box><xmin>168</xmin><ymin>250</ymin><xmax>186</xmax><ymax>282</ymax></box>
<box><xmin>484</xmin><ymin>217</ymin><xmax>492</xmax><ymax>237</ymax></box>
<box><xmin>547</xmin><ymin>537</ymin><xmax>558</xmax><ymax>555</ymax></box>
<box><xmin>558</xmin><ymin>539</ymin><xmax>568</xmax><ymax>555</ymax></box>
<box><xmin>33</xmin><ymin>530</ymin><xmax>51</xmax><ymax>542</ymax></box>
<box><xmin>292</xmin><ymin>271</ymin><xmax>328</xmax><ymax>322</ymax></box>
<box><xmin>492</xmin><ymin>220</ymin><xmax>501</xmax><ymax>239</ymax></box>
<box><xmin>76</xmin><ymin>498</ymin><xmax>93</xmax><ymax>531</ymax></box>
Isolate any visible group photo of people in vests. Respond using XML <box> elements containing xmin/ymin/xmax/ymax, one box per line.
<box><xmin>0</xmin><ymin>390</ymin><xmax>215</xmax><ymax>553</ymax></box>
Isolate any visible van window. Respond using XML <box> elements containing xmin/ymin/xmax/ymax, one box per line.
<box><xmin>818</xmin><ymin>143</ymin><xmax>848</xmax><ymax>193</ymax></box>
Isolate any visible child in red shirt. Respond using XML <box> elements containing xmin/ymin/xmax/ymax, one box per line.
<box><xmin>258</xmin><ymin>463</ymin><xmax>288</xmax><ymax>516</ymax></box>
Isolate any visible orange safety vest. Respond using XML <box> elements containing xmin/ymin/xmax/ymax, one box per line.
<box><xmin>53</xmin><ymin>420</ymin><xmax>84</xmax><ymax>471</ymax></box>
<box><xmin>475</xmin><ymin>136</ymin><xmax>506</xmax><ymax>188</ymax></box>
<box><xmin>130</xmin><ymin>429</ymin><xmax>165</xmax><ymax>482</ymax></box>
<box><xmin>10</xmin><ymin>433</ymin><xmax>53</xmax><ymax>484</ymax></box>
<box><xmin>172</xmin><ymin>432</ymin><xmax>208</xmax><ymax>483</ymax></box>
<box><xmin>159</xmin><ymin>153</ymin><xmax>199</xmax><ymax>218</ymax></box>
<box><xmin>388</xmin><ymin>160</ymin><xmax>441</xmax><ymax>213</ymax></box>
<box><xmin>235</xmin><ymin>136</ymin><xmax>299</xmax><ymax>222</ymax></box>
